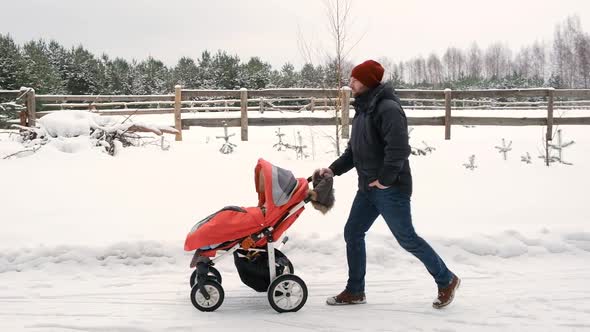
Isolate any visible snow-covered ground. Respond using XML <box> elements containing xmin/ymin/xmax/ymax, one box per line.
<box><xmin>0</xmin><ymin>109</ymin><xmax>589</xmax><ymax>331</ymax></box>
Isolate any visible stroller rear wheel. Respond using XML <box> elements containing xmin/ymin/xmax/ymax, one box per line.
<box><xmin>189</xmin><ymin>266</ymin><xmax>222</xmax><ymax>288</ymax></box>
<box><xmin>190</xmin><ymin>280</ymin><xmax>224</xmax><ymax>312</ymax></box>
<box><xmin>267</xmin><ymin>274</ymin><xmax>308</xmax><ymax>313</ymax></box>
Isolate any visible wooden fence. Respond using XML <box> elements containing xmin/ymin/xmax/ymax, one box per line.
<box><xmin>0</xmin><ymin>88</ymin><xmax>34</xmax><ymax>126</ymax></box>
<box><xmin>3</xmin><ymin>87</ymin><xmax>590</xmax><ymax>143</ymax></box>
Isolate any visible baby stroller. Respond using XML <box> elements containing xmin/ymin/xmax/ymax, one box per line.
<box><xmin>184</xmin><ymin>158</ymin><xmax>334</xmax><ymax>313</ymax></box>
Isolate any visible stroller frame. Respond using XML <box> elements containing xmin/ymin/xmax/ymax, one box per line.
<box><xmin>189</xmin><ymin>198</ymin><xmax>310</xmax><ymax>313</ymax></box>
<box><xmin>208</xmin><ymin>199</ymin><xmax>305</xmax><ymax>280</ymax></box>
<box><xmin>185</xmin><ymin>159</ymin><xmax>330</xmax><ymax>313</ymax></box>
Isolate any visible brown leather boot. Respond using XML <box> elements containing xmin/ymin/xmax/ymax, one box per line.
<box><xmin>433</xmin><ymin>275</ymin><xmax>461</xmax><ymax>309</ymax></box>
<box><xmin>326</xmin><ymin>289</ymin><xmax>366</xmax><ymax>305</ymax></box>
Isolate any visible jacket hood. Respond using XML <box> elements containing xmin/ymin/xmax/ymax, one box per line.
<box><xmin>352</xmin><ymin>82</ymin><xmax>401</xmax><ymax>114</ymax></box>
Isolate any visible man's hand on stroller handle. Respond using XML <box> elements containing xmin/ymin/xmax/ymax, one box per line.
<box><xmin>318</xmin><ymin>168</ymin><xmax>334</xmax><ymax>177</ymax></box>
<box><xmin>307</xmin><ymin>168</ymin><xmax>333</xmax><ymax>185</ymax></box>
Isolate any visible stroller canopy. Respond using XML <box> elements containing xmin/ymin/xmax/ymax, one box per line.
<box><xmin>255</xmin><ymin>158</ymin><xmax>298</xmax><ymax>210</ymax></box>
<box><xmin>184</xmin><ymin>158</ymin><xmax>308</xmax><ymax>255</ymax></box>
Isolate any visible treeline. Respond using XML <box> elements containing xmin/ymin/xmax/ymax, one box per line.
<box><xmin>0</xmin><ymin>37</ymin><xmax>339</xmax><ymax>95</ymax></box>
<box><xmin>1</xmin><ymin>16</ymin><xmax>589</xmax><ymax>94</ymax></box>
<box><xmin>384</xmin><ymin>16</ymin><xmax>590</xmax><ymax>89</ymax></box>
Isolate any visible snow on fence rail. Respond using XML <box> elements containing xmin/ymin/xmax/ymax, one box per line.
<box><xmin>0</xmin><ymin>90</ymin><xmax>21</xmax><ymax>98</ymax></box>
<box><xmin>7</xmin><ymin>87</ymin><xmax>590</xmax><ymax>143</ymax></box>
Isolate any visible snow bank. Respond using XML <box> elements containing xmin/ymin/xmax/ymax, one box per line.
<box><xmin>38</xmin><ymin>110</ymin><xmax>120</xmax><ymax>138</ymax></box>
<box><xmin>1</xmin><ymin>229</ymin><xmax>588</xmax><ymax>274</ymax></box>
<box><xmin>0</xmin><ymin>242</ymin><xmax>178</xmax><ymax>273</ymax></box>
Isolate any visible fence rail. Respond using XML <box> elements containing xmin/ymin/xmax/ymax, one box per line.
<box><xmin>35</xmin><ymin>95</ymin><xmax>175</xmax><ymax>102</ymax></box>
<box><xmin>0</xmin><ymin>90</ymin><xmax>21</xmax><ymax>98</ymax></box>
<box><xmin>4</xmin><ymin>87</ymin><xmax>590</xmax><ymax>143</ymax></box>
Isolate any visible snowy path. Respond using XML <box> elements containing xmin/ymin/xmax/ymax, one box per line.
<box><xmin>1</xmin><ymin>253</ymin><xmax>588</xmax><ymax>331</ymax></box>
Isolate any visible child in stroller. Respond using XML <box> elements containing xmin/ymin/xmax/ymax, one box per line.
<box><xmin>184</xmin><ymin>158</ymin><xmax>334</xmax><ymax>313</ymax></box>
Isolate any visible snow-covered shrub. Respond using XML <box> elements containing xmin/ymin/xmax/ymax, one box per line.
<box><xmin>5</xmin><ymin>110</ymin><xmax>178</xmax><ymax>158</ymax></box>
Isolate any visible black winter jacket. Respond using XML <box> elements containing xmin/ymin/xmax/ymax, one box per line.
<box><xmin>329</xmin><ymin>82</ymin><xmax>412</xmax><ymax>195</ymax></box>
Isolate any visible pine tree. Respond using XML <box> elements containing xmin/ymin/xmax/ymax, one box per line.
<box><xmin>130</xmin><ymin>60</ymin><xmax>146</xmax><ymax>95</ymax></box>
<box><xmin>134</xmin><ymin>57</ymin><xmax>170</xmax><ymax>94</ymax></box>
<box><xmin>103</xmin><ymin>57</ymin><xmax>134</xmax><ymax>94</ymax></box>
<box><xmin>276</xmin><ymin>63</ymin><xmax>297</xmax><ymax>88</ymax></box>
<box><xmin>172</xmin><ymin>56</ymin><xmax>199</xmax><ymax>88</ymax></box>
<box><xmin>267</xmin><ymin>69</ymin><xmax>281</xmax><ymax>88</ymax></box>
<box><xmin>240</xmin><ymin>57</ymin><xmax>271</xmax><ymax>89</ymax></box>
<box><xmin>20</xmin><ymin>39</ymin><xmax>65</xmax><ymax>94</ymax></box>
<box><xmin>299</xmin><ymin>63</ymin><xmax>319</xmax><ymax>88</ymax></box>
<box><xmin>196</xmin><ymin>51</ymin><xmax>216</xmax><ymax>88</ymax></box>
<box><xmin>212</xmin><ymin>51</ymin><xmax>240</xmax><ymax>89</ymax></box>
<box><xmin>46</xmin><ymin>40</ymin><xmax>70</xmax><ymax>94</ymax></box>
<box><xmin>66</xmin><ymin>46</ymin><xmax>102</xmax><ymax>94</ymax></box>
<box><xmin>322</xmin><ymin>60</ymin><xmax>340</xmax><ymax>87</ymax></box>
<box><xmin>0</xmin><ymin>34</ymin><xmax>24</xmax><ymax>90</ymax></box>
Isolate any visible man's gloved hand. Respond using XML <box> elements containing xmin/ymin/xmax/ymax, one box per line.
<box><xmin>317</xmin><ymin>167</ymin><xmax>334</xmax><ymax>177</ymax></box>
<box><xmin>310</xmin><ymin>168</ymin><xmax>335</xmax><ymax>214</ymax></box>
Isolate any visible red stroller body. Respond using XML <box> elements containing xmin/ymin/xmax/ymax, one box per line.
<box><xmin>184</xmin><ymin>158</ymin><xmax>311</xmax><ymax>313</ymax></box>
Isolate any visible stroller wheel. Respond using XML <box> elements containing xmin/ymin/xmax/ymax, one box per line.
<box><xmin>190</xmin><ymin>280</ymin><xmax>224</xmax><ymax>312</ymax></box>
<box><xmin>189</xmin><ymin>266</ymin><xmax>222</xmax><ymax>288</ymax></box>
<box><xmin>267</xmin><ymin>274</ymin><xmax>308</xmax><ymax>313</ymax></box>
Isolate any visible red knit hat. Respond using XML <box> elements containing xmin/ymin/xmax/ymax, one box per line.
<box><xmin>351</xmin><ymin>60</ymin><xmax>384</xmax><ymax>88</ymax></box>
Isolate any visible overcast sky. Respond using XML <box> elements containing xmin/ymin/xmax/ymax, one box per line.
<box><xmin>1</xmin><ymin>0</ymin><xmax>589</xmax><ymax>69</ymax></box>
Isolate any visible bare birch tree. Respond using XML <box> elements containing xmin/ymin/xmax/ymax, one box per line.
<box><xmin>530</xmin><ymin>41</ymin><xmax>547</xmax><ymax>81</ymax></box>
<box><xmin>577</xmin><ymin>35</ymin><xmax>590</xmax><ymax>88</ymax></box>
<box><xmin>426</xmin><ymin>53</ymin><xmax>444</xmax><ymax>86</ymax></box>
<box><xmin>298</xmin><ymin>0</ymin><xmax>365</xmax><ymax>156</ymax></box>
<box><xmin>484</xmin><ymin>42</ymin><xmax>512</xmax><ymax>79</ymax></box>
<box><xmin>443</xmin><ymin>47</ymin><xmax>466</xmax><ymax>82</ymax></box>
<box><xmin>466</xmin><ymin>42</ymin><xmax>483</xmax><ymax>80</ymax></box>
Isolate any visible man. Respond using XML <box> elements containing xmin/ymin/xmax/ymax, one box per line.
<box><xmin>319</xmin><ymin>60</ymin><xmax>460</xmax><ymax>309</ymax></box>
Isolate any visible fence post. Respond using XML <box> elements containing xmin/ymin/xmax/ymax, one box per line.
<box><xmin>444</xmin><ymin>88</ymin><xmax>452</xmax><ymax>140</ymax></box>
<box><xmin>174</xmin><ymin>85</ymin><xmax>183</xmax><ymax>141</ymax></box>
<box><xmin>19</xmin><ymin>111</ymin><xmax>27</xmax><ymax>126</ymax></box>
<box><xmin>545</xmin><ymin>88</ymin><xmax>555</xmax><ymax>166</ymax></box>
<box><xmin>240</xmin><ymin>88</ymin><xmax>248</xmax><ymax>141</ymax></box>
<box><xmin>546</xmin><ymin>88</ymin><xmax>554</xmax><ymax>142</ymax></box>
<box><xmin>341</xmin><ymin>87</ymin><xmax>351</xmax><ymax>139</ymax></box>
<box><xmin>22</xmin><ymin>87</ymin><xmax>36</xmax><ymax>127</ymax></box>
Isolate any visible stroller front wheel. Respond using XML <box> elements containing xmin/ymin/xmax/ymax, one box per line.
<box><xmin>267</xmin><ymin>274</ymin><xmax>308</xmax><ymax>313</ymax></box>
<box><xmin>189</xmin><ymin>266</ymin><xmax>222</xmax><ymax>288</ymax></box>
<box><xmin>190</xmin><ymin>280</ymin><xmax>224</xmax><ymax>312</ymax></box>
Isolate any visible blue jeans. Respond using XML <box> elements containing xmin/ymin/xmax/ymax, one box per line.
<box><xmin>344</xmin><ymin>187</ymin><xmax>453</xmax><ymax>293</ymax></box>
